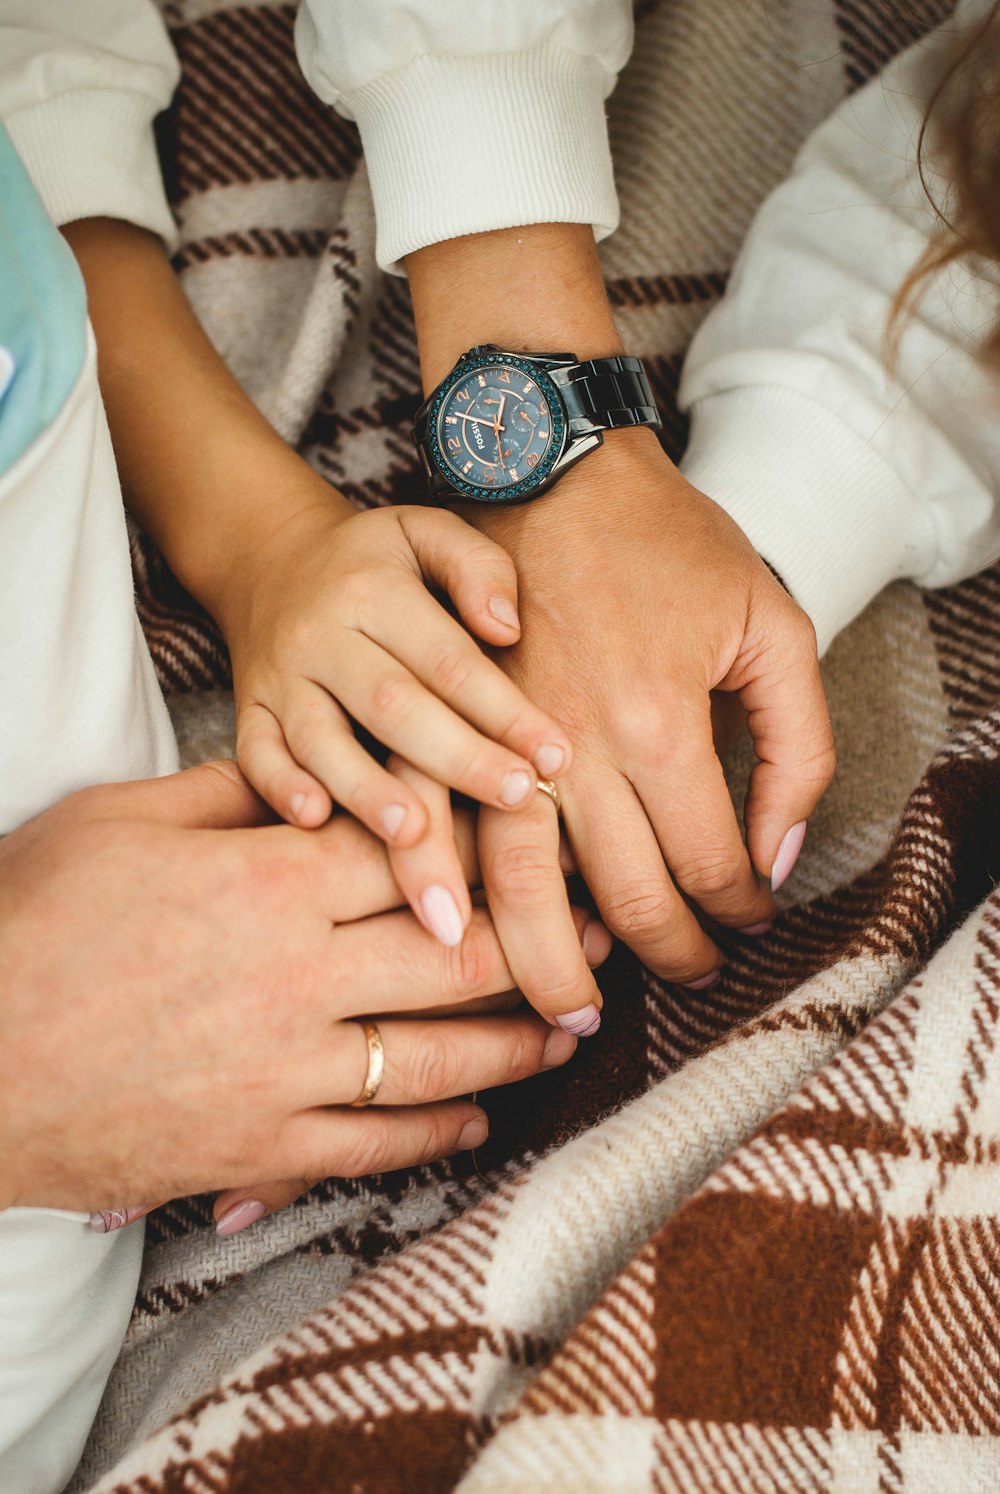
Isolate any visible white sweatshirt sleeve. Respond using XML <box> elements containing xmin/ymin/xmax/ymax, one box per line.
<box><xmin>679</xmin><ymin>1</ymin><xmax>1000</xmax><ymax>656</ymax></box>
<box><xmin>295</xmin><ymin>0</ymin><xmax>632</xmax><ymax>273</ymax></box>
<box><xmin>0</xmin><ymin>0</ymin><xmax>179</xmax><ymax>245</ymax></box>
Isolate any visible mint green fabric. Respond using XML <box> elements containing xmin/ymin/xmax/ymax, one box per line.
<box><xmin>0</xmin><ymin>123</ymin><xmax>87</xmax><ymax>476</ymax></box>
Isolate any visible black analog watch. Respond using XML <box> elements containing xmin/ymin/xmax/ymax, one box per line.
<box><xmin>412</xmin><ymin>344</ymin><xmax>661</xmax><ymax>505</ymax></box>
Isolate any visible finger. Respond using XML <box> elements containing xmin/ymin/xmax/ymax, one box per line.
<box><xmin>371</xmin><ymin>579</ymin><xmax>571</xmax><ymax>781</ymax></box>
<box><xmin>632</xmin><ymin>704</ymin><xmax>776</xmax><ymax>931</ymax></box>
<box><xmin>478</xmin><ymin>795</ymin><xmax>611</xmax><ymax>1035</ymax></box>
<box><xmin>72</xmin><ymin>759</ymin><xmax>270</xmax><ymax>831</ymax></box>
<box><xmin>322</xmin><ymin>631</ymin><xmax>541</xmax><ymax>811</ymax></box>
<box><xmin>564</xmin><ymin>766</ymin><xmax>723</xmax><ymax>986</ymax></box>
<box><xmin>730</xmin><ymin>602</ymin><xmax>836</xmax><ymax>888</ymax></box>
<box><xmin>237</xmin><ymin>699</ymin><xmax>333</xmax><ymax>828</ymax></box>
<box><xmin>214</xmin><ymin>1179</ymin><xmax>317</xmax><ymax>1237</ymax></box>
<box><xmin>386</xmin><ymin>757</ymin><xmax>471</xmax><ymax>947</ymax></box>
<box><xmin>89</xmin><ymin>1203</ymin><xmax>157</xmax><ymax>1233</ymax></box>
<box><xmin>272</xmin><ymin>1100</ymin><xmax>491</xmax><ymax>1184</ymax></box>
<box><xmin>296</xmin><ymin>1010</ymin><xmax>578</xmax><ymax>1110</ymax></box>
<box><xmin>279</xmin><ymin>678</ymin><xmax>430</xmax><ymax>847</ymax></box>
<box><xmin>398</xmin><ymin>506</ymin><xmax>525</xmax><ymax>647</ymax></box>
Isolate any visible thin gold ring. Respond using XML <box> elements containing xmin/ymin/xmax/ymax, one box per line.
<box><xmin>350</xmin><ymin>1021</ymin><xmax>385</xmax><ymax>1107</ymax></box>
<box><xmin>536</xmin><ymin>778</ymin><xmax>562</xmax><ymax>815</ymax></box>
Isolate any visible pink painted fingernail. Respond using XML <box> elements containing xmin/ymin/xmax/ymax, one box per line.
<box><xmin>534</xmin><ymin>744</ymin><xmax>566</xmax><ymax>777</ymax></box>
<box><xmin>488</xmin><ymin>595</ymin><xmax>520</xmax><ymax>631</ymax></box>
<box><xmin>457</xmin><ymin>1117</ymin><xmax>489</xmax><ymax>1150</ymax></box>
<box><xmin>421</xmin><ymin>885</ymin><xmax>465</xmax><ymax>947</ymax></box>
<box><xmin>500</xmin><ymin>770</ymin><xmax>533</xmax><ymax>806</ymax></box>
<box><xmin>556</xmin><ymin>1004</ymin><xmax>602</xmax><ymax>1037</ymax></box>
<box><xmin>739</xmin><ymin>921</ymin><xmax>773</xmax><ymax>936</ymax></box>
<box><xmin>380</xmin><ymin>803</ymin><xmax>407</xmax><ymax>840</ymax></box>
<box><xmin>683</xmin><ymin>971</ymin><xmax>721</xmax><ymax>991</ymax></box>
<box><xmin>770</xmin><ymin>821</ymin><xmax>807</xmax><ymax>892</ymax></box>
<box><xmin>216</xmin><ymin>1199</ymin><xmax>267</xmax><ymax>1238</ymax></box>
<box><xmin>89</xmin><ymin>1205</ymin><xmax>151</xmax><ymax>1233</ymax></box>
<box><xmin>289</xmin><ymin>792</ymin><xmax>308</xmax><ymax>822</ymax></box>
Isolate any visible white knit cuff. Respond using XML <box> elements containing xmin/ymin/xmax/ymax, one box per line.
<box><xmin>5</xmin><ymin>89</ymin><xmax>177</xmax><ymax>250</ymax></box>
<box><xmin>342</xmin><ymin>47</ymin><xmax>619</xmax><ymax>274</ymax></box>
<box><xmin>680</xmin><ymin>386</ymin><xmax>937</xmax><ymax>656</ymax></box>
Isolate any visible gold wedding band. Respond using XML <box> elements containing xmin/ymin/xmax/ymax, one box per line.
<box><xmin>536</xmin><ymin>778</ymin><xmax>562</xmax><ymax>814</ymax></box>
<box><xmin>350</xmin><ymin>1021</ymin><xmax>385</xmax><ymax>1107</ymax></box>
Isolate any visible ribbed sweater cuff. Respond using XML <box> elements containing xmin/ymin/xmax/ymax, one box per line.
<box><xmin>681</xmin><ymin>387</ymin><xmax>935</xmax><ymax>656</ymax></box>
<box><xmin>344</xmin><ymin>48</ymin><xmax>619</xmax><ymax>274</ymax></box>
<box><xmin>5</xmin><ymin>90</ymin><xmax>177</xmax><ymax>249</ymax></box>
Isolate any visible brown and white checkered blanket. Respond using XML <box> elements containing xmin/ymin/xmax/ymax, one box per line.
<box><xmin>73</xmin><ymin>1</ymin><xmax>1000</xmax><ymax>1488</ymax></box>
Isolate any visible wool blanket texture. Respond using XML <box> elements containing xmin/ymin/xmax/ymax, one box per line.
<box><xmin>71</xmin><ymin>0</ymin><xmax>1000</xmax><ymax>1489</ymax></box>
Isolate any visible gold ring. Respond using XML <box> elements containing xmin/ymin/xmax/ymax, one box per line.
<box><xmin>350</xmin><ymin>1021</ymin><xmax>385</xmax><ymax>1107</ymax></box>
<box><xmin>536</xmin><ymin>778</ymin><xmax>562</xmax><ymax>814</ymax></box>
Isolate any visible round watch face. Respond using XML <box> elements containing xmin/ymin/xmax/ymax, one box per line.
<box><xmin>430</xmin><ymin>356</ymin><xmax>565</xmax><ymax>500</ymax></box>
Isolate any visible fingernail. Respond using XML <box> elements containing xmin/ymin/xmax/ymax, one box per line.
<box><xmin>380</xmin><ymin>802</ymin><xmax>407</xmax><ymax>841</ymax></box>
<box><xmin>683</xmin><ymin>971</ymin><xmax>721</xmax><ymax>991</ymax></box>
<box><xmin>488</xmin><ymin>595</ymin><xmax>520</xmax><ymax>631</ymax></box>
<box><xmin>581</xmin><ymin>919</ymin><xmax>613</xmax><ymax>966</ymax></box>
<box><xmin>770</xmin><ymin>821</ymin><xmax>807</xmax><ymax>893</ymax></box>
<box><xmin>216</xmin><ymin>1199</ymin><xmax>267</xmax><ymax>1238</ymax></box>
<box><xmin>556</xmin><ymin>1004</ymin><xmax>602</xmax><ymax>1037</ymax></box>
<box><xmin>289</xmin><ymin>791</ymin><xmax>308</xmax><ymax>823</ymax></box>
<box><xmin>500</xmin><ymin>769</ymin><xmax>533</xmax><ymax>806</ymax></box>
<box><xmin>739</xmin><ymin>921</ymin><xmax>773</xmax><ymax>936</ymax></box>
<box><xmin>457</xmin><ymin>1117</ymin><xmax>489</xmax><ymax>1151</ymax></box>
<box><xmin>542</xmin><ymin>1028</ymin><xmax>578</xmax><ymax>1068</ymax></box>
<box><xmin>534</xmin><ymin>744</ymin><xmax>566</xmax><ymax>777</ymax></box>
<box><xmin>89</xmin><ymin>1205</ymin><xmax>150</xmax><ymax>1234</ymax></box>
<box><xmin>421</xmin><ymin>884</ymin><xmax>465</xmax><ymax>947</ymax></box>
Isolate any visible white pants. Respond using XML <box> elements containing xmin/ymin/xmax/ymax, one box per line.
<box><xmin>0</xmin><ymin>331</ymin><xmax>178</xmax><ymax>1489</ymax></box>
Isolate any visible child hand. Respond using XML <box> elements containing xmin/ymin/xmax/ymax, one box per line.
<box><xmin>223</xmin><ymin>501</ymin><xmax>572</xmax><ymax>863</ymax></box>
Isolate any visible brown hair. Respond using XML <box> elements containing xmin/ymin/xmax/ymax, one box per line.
<box><xmin>889</xmin><ymin>1</ymin><xmax>1000</xmax><ymax>364</ymax></box>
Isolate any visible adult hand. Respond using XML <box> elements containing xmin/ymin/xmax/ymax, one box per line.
<box><xmin>0</xmin><ymin>761</ymin><xmax>595</xmax><ymax>1213</ymax></box>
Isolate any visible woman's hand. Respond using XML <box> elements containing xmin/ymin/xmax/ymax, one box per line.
<box><xmin>0</xmin><ymin>761</ymin><xmax>603</xmax><ymax>1214</ymax></box>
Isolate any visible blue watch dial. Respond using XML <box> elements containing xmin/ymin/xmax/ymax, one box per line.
<box><xmin>435</xmin><ymin>363</ymin><xmax>556</xmax><ymax>493</ymax></box>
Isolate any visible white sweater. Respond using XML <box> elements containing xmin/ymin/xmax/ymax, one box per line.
<box><xmin>2</xmin><ymin>0</ymin><xmax>998</xmax><ymax>674</ymax></box>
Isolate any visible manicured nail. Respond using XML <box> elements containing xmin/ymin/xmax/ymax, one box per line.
<box><xmin>581</xmin><ymin>919</ymin><xmax>613</xmax><ymax>966</ymax></box>
<box><xmin>457</xmin><ymin>1116</ymin><xmax>489</xmax><ymax>1151</ymax></box>
<box><xmin>89</xmin><ymin>1205</ymin><xmax>150</xmax><ymax>1234</ymax></box>
<box><xmin>770</xmin><ymin>821</ymin><xmax>807</xmax><ymax>893</ymax></box>
<box><xmin>289</xmin><ymin>791</ymin><xmax>308</xmax><ymax>823</ymax></box>
<box><xmin>380</xmin><ymin>802</ymin><xmax>407</xmax><ymax>841</ymax></box>
<box><xmin>542</xmin><ymin>1028</ymin><xmax>578</xmax><ymax>1068</ymax></box>
<box><xmin>500</xmin><ymin>769</ymin><xmax>533</xmax><ymax>806</ymax></box>
<box><xmin>556</xmin><ymin>1004</ymin><xmax>602</xmax><ymax>1037</ymax></box>
<box><xmin>216</xmin><ymin>1199</ymin><xmax>268</xmax><ymax>1238</ymax></box>
<box><xmin>683</xmin><ymin>971</ymin><xmax>721</xmax><ymax>991</ymax></box>
<box><xmin>534</xmin><ymin>744</ymin><xmax>566</xmax><ymax>777</ymax></box>
<box><xmin>488</xmin><ymin>595</ymin><xmax>520</xmax><ymax>631</ymax></box>
<box><xmin>739</xmin><ymin>921</ymin><xmax>773</xmax><ymax>936</ymax></box>
<box><xmin>421</xmin><ymin>884</ymin><xmax>465</xmax><ymax>947</ymax></box>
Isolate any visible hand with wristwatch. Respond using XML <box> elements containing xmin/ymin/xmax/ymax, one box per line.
<box><xmin>402</xmin><ymin>222</ymin><xmax>835</xmax><ymax>1032</ymax></box>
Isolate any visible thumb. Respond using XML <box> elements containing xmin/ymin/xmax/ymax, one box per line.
<box><xmin>400</xmin><ymin>506</ymin><xmax>522</xmax><ymax>646</ymax></box>
<box><xmin>730</xmin><ymin>605</ymin><xmax>836</xmax><ymax>890</ymax></box>
<box><xmin>84</xmin><ymin>759</ymin><xmax>273</xmax><ymax>831</ymax></box>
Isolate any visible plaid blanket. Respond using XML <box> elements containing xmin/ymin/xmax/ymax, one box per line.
<box><xmin>73</xmin><ymin>1</ymin><xmax>1000</xmax><ymax>1488</ymax></box>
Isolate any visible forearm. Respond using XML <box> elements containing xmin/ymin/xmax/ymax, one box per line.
<box><xmin>62</xmin><ymin>218</ymin><xmax>354</xmax><ymax>626</ymax></box>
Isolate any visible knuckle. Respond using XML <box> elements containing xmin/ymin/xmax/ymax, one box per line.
<box><xmin>602</xmin><ymin>882</ymin><xmax>675</xmax><ymax>940</ymax></box>
<box><xmin>489</xmin><ymin>840</ymin><xmax>559</xmax><ymax>901</ymax></box>
<box><xmin>673</xmin><ymin>849</ymin><xmax>746</xmax><ymax>900</ymax></box>
<box><xmin>370</xmin><ymin>674</ymin><xmax>417</xmax><ymax>730</ymax></box>
<box><xmin>397</xmin><ymin>1033</ymin><xmax>461</xmax><ymax>1101</ymax></box>
<box><xmin>610</xmin><ymin>694</ymin><xmax>673</xmax><ymax>759</ymax></box>
<box><xmin>425</xmin><ymin>640</ymin><xmax>475</xmax><ymax>700</ymax></box>
<box><xmin>338</xmin><ymin>1116</ymin><xmax>395</xmax><ymax>1179</ymax></box>
<box><xmin>452</xmin><ymin>915</ymin><xmax>501</xmax><ymax>996</ymax></box>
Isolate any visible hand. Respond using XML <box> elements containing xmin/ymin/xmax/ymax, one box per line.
<box><xmin>218</xmin><ymin>500</ymin><xmax>573</xmax><ymax>936</ymax></box>
<box><xmin>0</xmin><ymin>761</ymin><xmax>603</xmax><ymax>1212</ymax></box>
<box><xmin>470</xmin><ymin>430</ymin><xmax>836</xmax><ymax>985</ymax></box>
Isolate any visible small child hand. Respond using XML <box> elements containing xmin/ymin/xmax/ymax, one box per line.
<box><xmin>226</xmin><ymin>502</ymin><xmax>572</xmax><ymax>857</ymax></box>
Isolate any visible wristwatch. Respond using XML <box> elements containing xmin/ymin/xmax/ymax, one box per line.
<box><xmin>413</xmin><ymin>344</ymin><xmax>661</xmax><ymax>505</ymax></box>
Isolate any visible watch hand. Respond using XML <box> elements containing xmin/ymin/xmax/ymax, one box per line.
<box><xmin>493</xmin><ymin>394</ymin><xmax>507</xmax><ymax>472</ymax></box>
<box><xmin>453</xmin><ymin>413</ymin><xmax>497</xmax><ymax>429</ymax></box>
